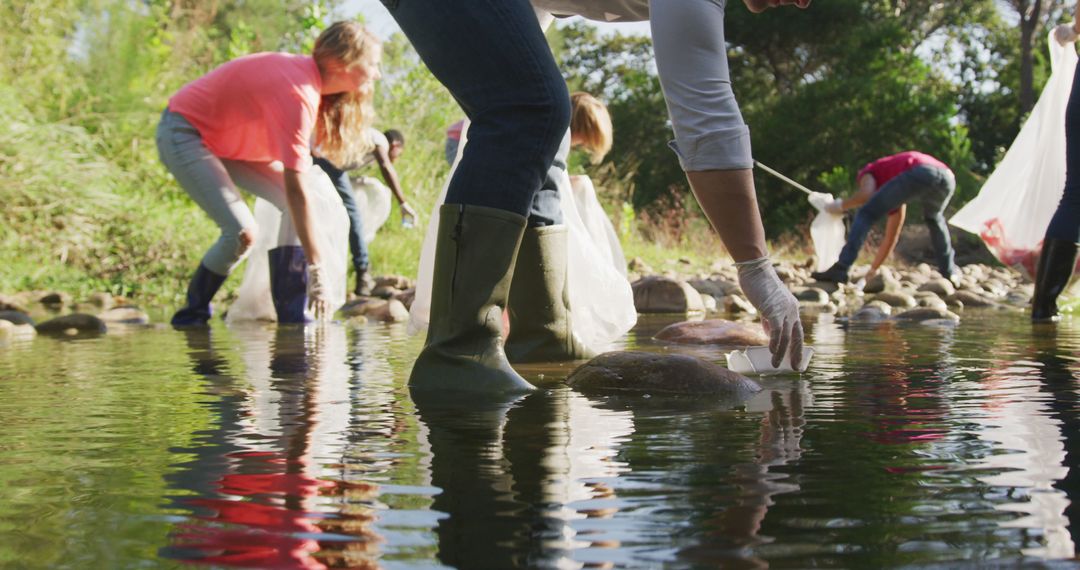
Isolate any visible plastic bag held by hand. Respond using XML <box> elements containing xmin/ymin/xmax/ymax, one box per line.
<box><xmin>736</xmin><ymin>257</ymin><xmax>804</xmax><ymax>368</ymax></box>
<box><xmin>807</xmin><ymin>192</ymin><xmax>845</xmax><ymax>272</ymax></box>
<box><xmin>950</xmin><ymin>29</ymin><xmax>1077</xmax><ymax>277</ymax></box>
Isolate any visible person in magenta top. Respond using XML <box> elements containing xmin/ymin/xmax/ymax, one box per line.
<box><xmin>157</xmin><ymin>21</ymin><xmax>382</xmax><ymax>325</ymax></box>
<box><xmin>812</xmin><ymin>151</ymin><xmax>958</xmax><ymax>283</ymax></box>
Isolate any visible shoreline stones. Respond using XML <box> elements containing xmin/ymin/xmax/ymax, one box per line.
<box><xmin>567</xmin><ymin>351</ymin><xmax>761</xmax><ymax>397</ymax></box>
<box><xmin>36</xmin><ymin>313</ymin><xmax>107</xmax><ymax>337</ymax></box>
<box><xmin>632</xmin><ymin>276</ymin><xmax>705</xmax><ymax>314</ymax></box>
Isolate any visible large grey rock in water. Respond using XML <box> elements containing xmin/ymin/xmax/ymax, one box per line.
<box><xmin>36</xmin><ymin>313</ymin><xmax>107</xmax><ymax>336</ymax></box>
<box><xmin>851</xmin><ymin>301</ymin><xmax>892</xmax><ymax>322</ymax></box>
<box><xmin>340</xmin><ymin>298</ymin><xmax>409</xmax><ymax>323</ymax></box>
<box><xmin>632</xmin><ymin>276</ymin><xmax>705</xmax><ymax>314</ymax></box>
<box><xmin>567</xmin><ymin>351</ymin><xmax>761</xmax><ymax>397</ymax></box>
<box><xmin>654</xmin><ymin>319</ymin><xmax>768</xmax><ymax>346</ymax></box>
<box><xmin>869</xmin><ymin>291</ymin><xmax>918</xmax><ymax>309</ymax></box>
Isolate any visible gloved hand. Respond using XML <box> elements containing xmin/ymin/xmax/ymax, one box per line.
<box><xmin>808</xmin><ymin>192</ymin><xmax>833</xmax><ymax>212</ymax></box>
<box><xmin>736</xmin><ymin>257</ymin><xmax>805</xmax><ymax>369</ymax></box>
<box><xmin>1055</xmin><ymin>23</ymin><xmax>1079</xmax><ymax>46</ymax></box>
<box><xmin>307</xmin><ymin>263</ymin><xmax>330</xmax><ymax>320</ymax></box>
<box><xmin>824</xmin><ymin>198</ymin><xmax>845</xmax><ymax>214</ymax></box>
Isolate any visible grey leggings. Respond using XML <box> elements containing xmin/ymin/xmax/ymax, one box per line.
<box><xmin>155</xmin><ymin>109</ymin><xmax>298</xmax><ymax>275</ymax></box>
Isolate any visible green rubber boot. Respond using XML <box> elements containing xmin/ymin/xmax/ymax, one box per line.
<box><xmin>505</xmin><ymin>225</ymin><xmax>596</xmax><ymax>363</ymax></box>
<box><xmin>409</xmin><ymin>204</ymin><xmax>536</xmax><ymax>394</ymax></box>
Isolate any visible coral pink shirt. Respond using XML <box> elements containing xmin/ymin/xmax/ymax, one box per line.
<box><xmin>169</xmin><ymin>52</ymin><xmax>322</xmax><ymax>172</ymax></box>
<box><xmin>857</xmin><ymin>151</ymin><xmax>949</xmax><ymax>189</ymax></box>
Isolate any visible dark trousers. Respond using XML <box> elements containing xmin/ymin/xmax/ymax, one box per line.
<box><xmin>313</xmin><ymin>156</ymin><xmax>369</xmax><ymax>272</ymax></box>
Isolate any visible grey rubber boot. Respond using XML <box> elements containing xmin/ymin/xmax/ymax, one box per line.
<box><xmin>409</xmin><ymin>204</ymin><xmax>536</xmax><ymax>394</ymax></box>
<box><xmin>505</xmin><ymin>225</ymin><xmax>596</xmax><ymax>363</ymax></box>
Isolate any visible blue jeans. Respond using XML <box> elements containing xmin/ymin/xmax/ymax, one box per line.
<box><xmin>1046</xmin><ymin>58</ymin><xmax>1080</xmax><ymax>243</ymax></box>
<box><xmin>837</xmin><ymin>164</ymin><xmax>958</xmax><ymax>276</ymax></box>
<box><xmin>380</xmin><ymin>0</ymin><xmax>569</xmax><ymax>225</ymax></box>
<box><xmin>313</xmin><ymin>156</ymin><xmax>369</xmax><ymax>272</ymax></box>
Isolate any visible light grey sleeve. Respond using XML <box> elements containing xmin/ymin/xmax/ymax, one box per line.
<box><xmin>650</xmin><ymin>0</ymin><xmax>753</xmax><ymax>171</ymax></box>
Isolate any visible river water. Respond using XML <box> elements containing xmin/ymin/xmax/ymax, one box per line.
<box><xmin>2</xmin><ymin>311</ymin><xmax>1080</xmax><ymax>568</ymax></box>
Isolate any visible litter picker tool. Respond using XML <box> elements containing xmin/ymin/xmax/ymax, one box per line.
<box><xmin>754</xmin><ymin>160</ymin><xmax>814</xmax><ymax>196</ymax></box>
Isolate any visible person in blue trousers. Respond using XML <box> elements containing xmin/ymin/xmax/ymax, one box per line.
<box><xmin>313</xmin><ymin>128</ymin><xmax>416</xmax><ymax>296</ymax></box>
<box><xmin>380</xmin><ymin>0</ymin><xmax>811</xmax><ymax>394</ymax></box>
<box><xmin>811</xmin><ymin>151</ymin><xmax>958</xmax><ymax>284</ymax></box>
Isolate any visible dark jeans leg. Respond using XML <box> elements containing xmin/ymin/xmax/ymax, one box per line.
<box><xmin>836</xmin><ymin>170</ymin><xmax>922</xmax><ymax>269</ymax></box>
<box><xmin>313</xmin><ymin>156</ymin><xmax>368</xmax><ymax>272</ymax></box>
<box><xmin>1046</xmin><ymin>58</ymin><xmax>1080</xmax><ymax>243</ymax></box>
<box><xmin>917</xmin><ymin>166</ymin><xmax>957</xmax><ymax>276</ymax></box>
<box><xmin>526</xmin><ymin>130</ymin><xmax>569</xmax><ymax>228</ymax></box>
<box><xmin>381</xmin><ymin>0</ymin><xmax>571</xmax><ymax>218</ymax></box>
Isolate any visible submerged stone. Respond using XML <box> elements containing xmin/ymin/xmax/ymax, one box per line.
<box><xmin>567</xmin><ymin>351</ymin><xmax>761</xmax><ymax>397</ymax></box>
<box><xmin>36</xmin><ymin>313</ymin><xmax>107</xmax><ymax>336</ymax></box>
<box><xmin>654</xmin><ymin>319</ymin><xmax>768</xmax><ymax>346</ymax></box>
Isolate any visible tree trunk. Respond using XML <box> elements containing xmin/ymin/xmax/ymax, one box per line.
<box><xmin>1018</xmin><ymin>0</ymin><xmax>1047</xmax><ymax>117</ymax></box>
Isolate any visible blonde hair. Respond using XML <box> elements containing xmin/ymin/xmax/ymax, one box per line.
<box><xmin>570</xmin><ymin>92</ymin><xmax>613</xmax><ymax>164</ymax></box>
<box><xmin>313</xmin><ymin>21</ymin><xmax>380</xmax><ymax>167</ymax></box>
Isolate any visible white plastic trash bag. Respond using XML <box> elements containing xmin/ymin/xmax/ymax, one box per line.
<box><xmin>408</xmin><ymin>120</ymin><xmax>636</xmax><ymax>349</ymax></box>
<box><xmin>569</xmin><ymin>175</ymin><xmax>627</xmax><ymax>276</ymax></box>
<box><xmin>351</xmin><ymin>175</ymin><xmax>393</xmax><ymax>243</ymax></box>
<box><xmin>950</xmin><ymin>30</ymin><xmax>1077</xmax><ymax>277</ymax></box>
<box><xmin>226</xmin><ymin>164</ymin><xmax>350</xmax><ymax>323</ymax></box>
<box><xmin>807</xmin><ymin>192</ymin><xmax>845</xmax><ymax>272</ymax></box>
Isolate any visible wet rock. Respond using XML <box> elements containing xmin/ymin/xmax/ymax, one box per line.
<box><xmin>340</xmin><ymin>298</ymin><xmax>408</xmax><ymax>323</ymax></box>
<box><xmin>375</xmin><ymin>275</ymin><xmax>413</xmax><ymax>290</ymax></box>
<box><xmin>0</xmin><ymin>310</ymin><xmax>35</xmax><ymax>326</ymax></box>
<box><xmin>917</xmin><ymin>278</ymin><xmax>956</xmax><ymax>297</ymax></box>
<box><xmin>699</xmin><ymin>294</ymin><xmax>718</xmax><ymax>312</ymax></box>
<box><xmin>0</xmin><ymin>318</ymin><xmax>36</xmax><ymax>340</ymax></box>
<box><xmin>394</xmin><ymin>288</ymin><xmax>416</xmax><ymax>310</ymax></box>
<box><xmin>863</xmin><ymin>269</ymin><xmax>901</xmax><ymax>294</ymax></box>
<box><xmin>628</xmin><ymin>257</ymin><xmax>653</xmax><ymax>274</ymax></box>
<box><xmin>851</xmin><ymin>301</ymin><xmax>891</xmax><ymax>322</ymax></box>
<box><xmin>100</xmin><ymin>307</ymin><xmax>151</xmax><ymax>325</ymax></box>
<box><xmin>949</xmin><ymin>290</ymin><xmax>996</xmax><ymax>308</ymax></box>
<box><xmin>0</xmin><ymin>295</ymin><xmax>29</xmax><ymax>314</ymax></box>
<box><xmin>39</xmin><ymin>291</ymin><xmax>70</xmax><ymax>307</ymax></box>
<box><xmin>719</xmin><ymin>294</ymin><xmax>756</xmax><ymax>315</ymax></box>
<box><xmin>632</xmin><ymin>276</ymin><xmax>705</xmax><ymax>314</ymax></box>
<box><xmin>1004</xmin><ymin>290</ymin><xmax>1031</xmax><ymax>306</ymax></box>
<box><xmin>86</xmin><ymin>292</ymin><xmax>116</xmax><ymax>310</ymax></box>
<box><xmin>567</xmin><ymin>351</ymin><xmax>761</xmax><ymax>397</ymax></box>
<box><xmin>687</xmin><ymin>278</ymin><xmax>739</xmax><ymax>299</ymax></box>
<box><xmin>893</xmin><ymin>307</ymin><xmax>960</xmax><ymax>322</ymax></box>
<box><xmin>914</xmin><ymin>294</ymin><xmax>948</xmax><ymax>311</ymax></box>
<box><xmin>653</xmin><ymin>319</ymin><xmax>768</xmax><ymax>346</ymax></box>
<box><xmin>371</xmin><ymin>285</ymin><xmax>401</xmax><ymax>299</ymax></box>
<box><xmin>869</xmin><ymin>291</ymin><xmax>917</xmax><ymax>309</ymax></box>
<box><xmin>36</xmin><ymin>313</ymin><xmax>107</xmax><ymax>336</ymax></box>
<box><xmin>794</xmin><ymin>287</ymin><xmax>830</xmax><ymax>305</ymax></box>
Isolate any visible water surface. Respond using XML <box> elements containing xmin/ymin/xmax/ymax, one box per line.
<box><xmin>2</xmin><ymin>311</ymin><xmax>1080</xmax><ymax>568</ymax></box>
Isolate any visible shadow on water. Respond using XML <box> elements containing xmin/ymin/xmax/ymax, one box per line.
<box><xmin>5</xmin><ymin>312</ymin><xmax>1080</xmax><ymax>567</ymax></box>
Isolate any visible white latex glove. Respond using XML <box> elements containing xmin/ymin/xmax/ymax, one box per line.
<box><xmin>307</xmin><ymin>263</ymin><xmax>330</xmax><ymax>320</ymax></box>
<box><xmin>736</xmin><ymin>257</ymin><xmax>805</xmax><ymax>369</ymax></box>
<box><xmin>1055</xmin><ymin>23</ymin><xmax>1079</xmax><ymax>46</ymax></box>
<box><xmin>824</xmin><ymin>198</ymin><xmax>845</xmax><ymax>214</ymax></box>
<box><xmin>808</xmin><ymin>191</ymin><xmax>833</xmax><ymax>212</ymax></box>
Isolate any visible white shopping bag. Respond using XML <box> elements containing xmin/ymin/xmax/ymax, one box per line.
<box><xmin>950</xmin><ymin>30</ymin><xmax>1077</xmax><ymax>277</ymax></box>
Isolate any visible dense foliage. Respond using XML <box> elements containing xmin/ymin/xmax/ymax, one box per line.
<box><xmin>0</xmin><ymin>0</ymin><xmax>1072</xmax><ymax>301</ymax></box>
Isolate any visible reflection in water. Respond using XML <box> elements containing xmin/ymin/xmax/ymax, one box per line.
<box><xmin>13</xmin><ymin>313</ymin><xmax>1080</xmax><ymax>566</ymax></box>
<box><xmin>413</xmin><ymin>388</ymin><xmax>635</xmax><ymax>569</ymax></box>
<box><xmin>163</xmin><ymin>325</ymin><xmax>382</xmax><ymax>569</ymax></box>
